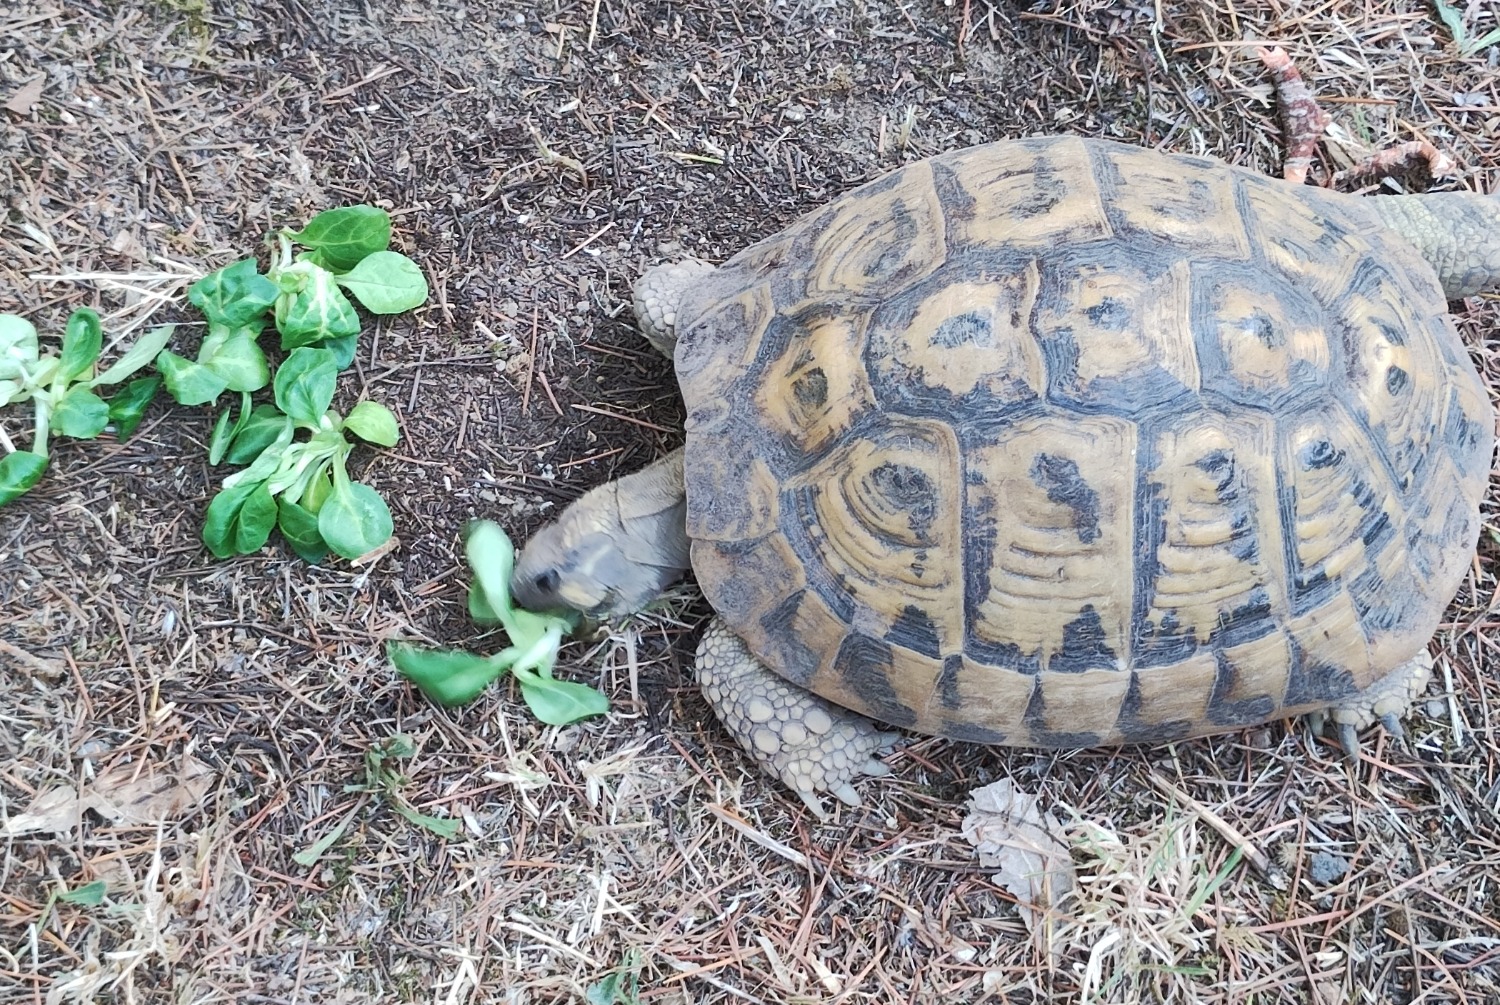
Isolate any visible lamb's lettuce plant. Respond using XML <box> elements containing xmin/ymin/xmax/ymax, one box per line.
<box><xmin>389</xmin><ymin>521</ymin><xmax>607</xmax><ymax>725</ymax></box>
<box><xmin>0</xmin><ymin>308</ymin><xmax>167</xmax><ymax>505</ymax></box>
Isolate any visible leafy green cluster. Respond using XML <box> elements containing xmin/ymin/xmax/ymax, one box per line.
<box><xmin>0</xmin><ymin>308</ymin><xmax>166</xmax><ymax>505</ymax></box>
<box><xmin>157</xmin><ymin>205</ymin><xmax>425</xmax><ymax>405</ymax></box>
<box><xmin>389</xmin><ymin>521</ymin><xmax>609</xmax><ymax>725</ymax></box>
<box><xmin>165</xmin><ymin>205</ymin><xmax>427</xmax><ymax>562</ymax></box>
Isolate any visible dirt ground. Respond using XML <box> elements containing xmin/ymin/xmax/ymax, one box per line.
<box><xmin>3</xmin><ymin>1</ymin><xmax>1500</xmax><ymax>1002</ymax></box>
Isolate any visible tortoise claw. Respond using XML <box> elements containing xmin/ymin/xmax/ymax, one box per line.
<box><xmin>1336</xmin><ymin>722</ymin><xmax>1362</xmax><ymax>762</ymax></box>
<box><xmin>1379</xmin><ymin>712</ymin><xmax>1407</xmax><ymax>747</ymax></box>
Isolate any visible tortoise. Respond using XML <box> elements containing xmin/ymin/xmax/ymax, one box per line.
<box><xmin>511</xmin><ymin>135</ymin><xmax>1498</xmax><ymax>816</ymax></box>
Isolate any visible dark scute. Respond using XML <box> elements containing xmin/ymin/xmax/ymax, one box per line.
<box><xmin>1084</xmin><ymin>297</ymin><xmax>1130</xmax><ymax>329</ymax></box>
<box><xmin>1029</xmin><ymin>452</ymin><xmax>1102</xmax><ymax>543</ymax></box>
<box><xmin>1020</xmin><ymin>682</ymin><xmax>1105</xmax><ymax>748</ymax></box>
<box><xmin>1015</xmin><ymin>169</ymin><xmax>1067</xmax><ymax>219</ymax></box>
<box><xmin>792</xmin><ymin>367</ymin><xmax>828</xmax><ymax>409</ymax></box>
<box><xmin>1290</xmin><ymin>566</ymin><xmax>1336</xmax><ymax>617</ymax></box>
<box><xmin>1300</xmin><ymin>439</ymin><xmax>1344</xmax><ymax>470</ymax></box>
<box><xmin>1444</xmin><ymin>389</ymin><xmax>1489</xmax><ymax>478</ymax></box>
<box><xmin>1049</xmin><ymin>605</ymin><xmax>1119</xmax><ymax>673</ymax></box>
<box><xmin>870</xmin><ymin>462</ymin><xmax>937</xmax><ymax>536</ymax></box>
<box><xmin>964</xmin><ymin>636</ymin><xmax>1044</xmax><ymax>675</ymax></box>
<box><xmin>1113</xmin><ymin>672</ymin><xmax>1195</xmax><ymax>743</ymax></box>
<box><xmin>865</xmin><ymin>203</ymin><xmax>917</xmax><ymax>281</ymax></box>
<box><xmin>1283</xmin><ymin>638</ymin><xmax>1358</xmax><ymax>707</ymax></box>
<box><xmin>1374</xmin><ymin>318</ymin><xmax>1407</xmax><ymax>347</ymax></box>
<box><xmin>1247</xmin><ymin>310</ymin><xmax>1280</xmax><ymax>347</ymax></box>
<box><xmin>1385</xmin><ymin>366</ymin><xmax>1409</xmax><ymax>396</ymax></box>
<box><xmin>833</xmin><ymin>632</ymin><xmax>916</xmax><ymax>727</ymax></box>
<box><xmin>889</xmin><ymin>605</ymin><xmax>942</xmax><ymax>658</ymax></box>
<box><xmin>1347</xmin><ymin>565</ymin><xmax>1419</xmax><ymax>635</ymax></box>
<box><xmin>1195</xmin><ymin>449</ymin><xmax>1235</xmax><ymax>493</ymax></box>
<box><xmin>936</xmin><ymin>653</ymin><xmax>965</xmax><ymax>710</ymax></box>
<box><xmin>939</xmin><ymin>720</ymin><xmax>1011</xmax><ymax>743</ymax></box>
<box><xmin>1133</xmin><ymin>611</ymin><xmax>1199</xmax><ymax>669</ymax></box>
<box><xmin>929</xmin><ymin>310</ymin><xmax>993</xmax><ymax>348</ymax></box>
<box><xmin>756</xmin><ymin>591</ymin><xmax>824</xmax><ymax>686</ymax></box>
<box><xmin>1207</xmin><ymin>650</ymin><xmax>1277</xmax><ymax>727</ymax></box>
<box><xmin>1214</xmin><ymin>588</ymin><xmax>1276</xmax><ymax>649</ymax></box>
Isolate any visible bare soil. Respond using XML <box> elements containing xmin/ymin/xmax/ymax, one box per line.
<box><xmin>3</xmin><ymin>2</ymin><xmax>1499</xmax><ymax>1003</ymax></box>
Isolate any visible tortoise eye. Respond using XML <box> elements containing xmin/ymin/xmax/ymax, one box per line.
<box><xmin>533</xmin><ymin>570</ymin><xmax>561</xmax><ymax>594</ymax></box>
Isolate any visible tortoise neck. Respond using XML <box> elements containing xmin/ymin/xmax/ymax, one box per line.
<box><xmin>1366</xmin><ymin>192</ymin><xmax>1500</xmax><ymax>299</ymax></box>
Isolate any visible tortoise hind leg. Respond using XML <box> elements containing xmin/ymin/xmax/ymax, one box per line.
<box><xmin>1305</xmin><ymin>651</ymin><xmax>1433</xmax><ymax>758</ymax></box>
<box><xmin>694</xmin><ymin>618</ymin><xmax>899</xmax><ymax>820</ymax></box>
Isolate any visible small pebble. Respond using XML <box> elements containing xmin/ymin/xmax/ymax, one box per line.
<box><xmin>1309</xmin><ymin>851</ymin><xmax>1349</xmax><ymax>885</ymax></box>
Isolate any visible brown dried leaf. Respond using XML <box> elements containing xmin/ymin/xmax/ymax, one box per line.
<box><xmin>6</xmin><ymin>75</ymin><xmax>45</xmax><ymax>116</ymax></box>
<box><xmin>961</xmin><ymin>779</ymin><xmax>1076</xmax><ymax>946</ymax></box>
<box><xmin>3</xmin><ymin>755</ymin><xmax>214</xmax><ymax>836</ymax></box>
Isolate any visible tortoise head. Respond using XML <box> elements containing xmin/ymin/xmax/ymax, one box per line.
<box><xmin>510</xmin><ymin>450</ymin><xmax>692</xmax><ymax>619</ymax></box>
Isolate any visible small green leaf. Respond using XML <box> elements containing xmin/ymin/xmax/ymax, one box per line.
<box><xmin>334</xmin><ymin>251</ymin><xmax>429</xmax><ymax>314</ymax></box>
<box><xmin>200</xmin><ymin>325</ymin><xmax>270</xmax><ymax>393</ymax></box>
<box><xmin>0</xmin><ymin>451</ymin><xmax>48</xmax><ymax>506</ymax></box>
<box><xmin>388</xmin><ymin>642</ymin><xmax>512</xmax><ymax>707</ymax></box>
<box><xmin>57</xmin><ymin>880</ymin><xmax>107</xmax><ymax>907</ymax></box>
<box><xmin>156</xmin><ymin>349</ymin><xmax>229</xmax><ymax>406</ymax></box>
<box><xmin>390</xmin><ymin>800</ymin><xmax>462</xmax><ymax>839</ymax></box>
<box><xmin>317</xmin><ymin>475</ymin><xmax>393</xmax><ymax>559</ymax></box>
<box><xmin>288</xmin><ymin>205</ymin><xmax>392</xmax><ymax>271</ymax></box>
<box><xmin>208</xmin><ymin>408</ymin><xmax>236</xmax><ymax>466</ymax></box>
<box><xmin>203</xmin><ymin>479</ymin><xmax>277</xmax><ymax>557</ymax></box>
<box><xmin>465</xmin><ymin>520</ymin><xmax>577</xmax><ymax>648</ymax></box>
<box><xmin>226</xmin><ymin>405</ymin><xmax>294</xmax><ymax>466</ymax></box>
<box><xmin>514</xmin><ymin>668</ymin><xmax>610</xmax><ymax>725</ymax></box>
<box><xmin>273</xmin><ymin>346</ymin><xmax>340</xmax><ymax>425</ymax></box>
<box><xmin>189</xmin><ymin>260</ymin><xmax>280</xmax><ymax>326</ymax></box>
<box><xmin>106</xmin><ymin>375</ymin><xmax>161</xmax><ymax>440</ymax></box>
<box><xmin>342</xmin><ymin>399</ymin><xmax>400</xmax><ymax>446</ymax></box>
<box><xmin>57</xmin><ymin>308</ymin><xmax>103</xmax><ymax>385</ymax></box>
<box><xmin>275</xmin><ymin>264</ymin><xmax>361</xmax><ymax>348</ymax></box>
<box><xmin>91</xmin><ymin>324</ymin><xmax>175</xmax><ymax>387</ymax></box>
<box><xmin>277</xmin><ymin>497</ymin><xmax>331</xmax><ymax>563</ymax></box>
<box><xmin>0</xmin><ymin>314</ymin><xmax>40</xmax><ymax>381</ymax></box>
<box><xmin>52</xmin><ymin>387</ymin><xmax>111</xmax><ymax>439</ymax></box>
<box><xmin>322</xmin><ymin>332</ymin><xmax>359</xmax><ymax>369</ymax></box>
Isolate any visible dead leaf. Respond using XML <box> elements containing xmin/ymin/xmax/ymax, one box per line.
<box><xmin>3</xmin><ymin>754</ymin><xmax>214</xmax><ymax>836</ymax></box>
<box><xmin>6</xmin><ymin>76</ymin><xmax>45</xmax><ymax>116</ymax></box>
<box><xmin>960</xmin><ymin>779</ymin><xmax>1076</xmax><ymax>950</ymax></box>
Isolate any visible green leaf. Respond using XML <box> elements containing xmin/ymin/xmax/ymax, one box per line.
<box><xmin>189</xmin><ymin>260</ymin><xmax>280</xmax><ymax>326</ymax></box>
<box><xmin>200</xmin><ymin>325</ymin><xmax>270</xmax><ymax>393</ymax></box>
<box><xmin>389</xmin><ymin>800</ymin><xmax>461</xmax><ymax>839</ymax></box>
<box><xmin>273</xmin><ymin>346</ymin><xmax>339</xmax><ymax>425</ymax></box>
<box><xmin>208</xmin><ymin>407</ymin><xmax>236</xmax><ymax>466</ymax></box>
<box><xmin>106</xmin><ymin>375</ymin><xmax>161</xmax><ymax>440</ymax></box>
<box><xmin>317</xmin><ymin>474</ymin><xmax>393</xmax><ymax>559</ymax></box>
<box><xmin>342</xmin><ymin>399</ymin><xmax>400</xmax><ymax>446</ymax></box>
<box><xmin>388</xmin><ymin>642</ymin><xmax>512</xmax><ymax>707</ymax></box>
<box><xmin>334</xmin><ymin>251</ymin><xmax>429</xmax><ymax>314</ymax></box>
<box><xmin>226</xmin><ymin>406</ymin><xmax>294</xmax><ymax>466</ymax></box>
<box><xmin>91</xmin><ymin>324</ymin><xmax>174</xmax><ymax>387</ymax></box>
<box><xmin>202</xmin><ymin>479</ymin><xmax>277</xmax><ymax>557</ymax></box>
<box><xmin>322</xmin><ymin>333</ymin><xmax>359</xmax><ymax>369</ymax></box>
<box><xmin>465</xmin><ymin>520</ymin><xmax>577</xmax><ymax>648</ymax></box>
<box><xmin>156</xmin><ymin>349</ymin><xmax>229</xmax><ymax>406</ymax></box>
<box><xmin>0</xmin><ymin>451</ymin><xmax>48</xmax><ymax>506</ymax></box>
<box><xmin>57</xmin><ymin>880</ymin><xmax>107</xmax><ymax>907</ymax></box>
<box><xmin>0</xmin><ymin>314</ymin><xmax>40</xmax><ymax>381</ymax></box>
<box><xmin>514</xmin><ymin>667</ymin><xmax>610</xmax><ymax>725</ymax></box>
<box><xmin>52</xmin><ymin>387</ymin><xmax>111</xmax><ymax>439</ymax></box>
<box><xmin>275</xmin><ymin>264</ymin><xmax>362</xmax><ymax>349</ymax></box>
<box><xmin>277</xmin><ymin>497</ymin><xmax>331</xmax><ymax>563</ymax></box>
<box><xmin>57</xmin><ymin>308</ymin><xmax>103</xmax><ymax>385</ymax></box>
<box><xmin>288</xmin><ymin>205</ymin><xmax>392</xmax><ymax>271</ymax></box>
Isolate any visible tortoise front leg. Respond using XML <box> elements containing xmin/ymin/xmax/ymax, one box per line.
<box><xmin>694</xmin><ymin>618</ymin><xmax>899</xmax><ymax>820</ymax></box>
<box><xmin>1305</xmin><ymin>651</ymin><xmax>1433</xmax><ymax>758</ymax></box>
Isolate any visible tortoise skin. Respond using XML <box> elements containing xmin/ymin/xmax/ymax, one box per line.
<box><xmin>671</xmin><ymin>136</ymin><xmax>1492</xmax><ymax>748</ymax></box>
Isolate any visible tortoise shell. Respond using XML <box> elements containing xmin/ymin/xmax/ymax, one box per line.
<box><xmin>671</xmin><ymin>135</ymin><xmax>1492</xmax><ymax>747</ymax></box>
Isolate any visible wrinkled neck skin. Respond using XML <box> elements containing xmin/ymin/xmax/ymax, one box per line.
<box><xmin>1364</xmin><ymin>191</ymin><xmax>1500</xmax><ymax>299</ymax></box>
<box><xmin>511</xmin><ymin>448</ymin><xmax>692</xmax><ymax>619</ymax></box>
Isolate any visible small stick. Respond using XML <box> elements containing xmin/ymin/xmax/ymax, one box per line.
<box><xmin>1335</xmin><ymin>140</ymin><xmax>1458</xmax><ymax>189</ymax></box>
<box><xmin>1149</xmin><ymin>771</ymin><xmax>1287</xmax><ymax>889</ymax></box>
